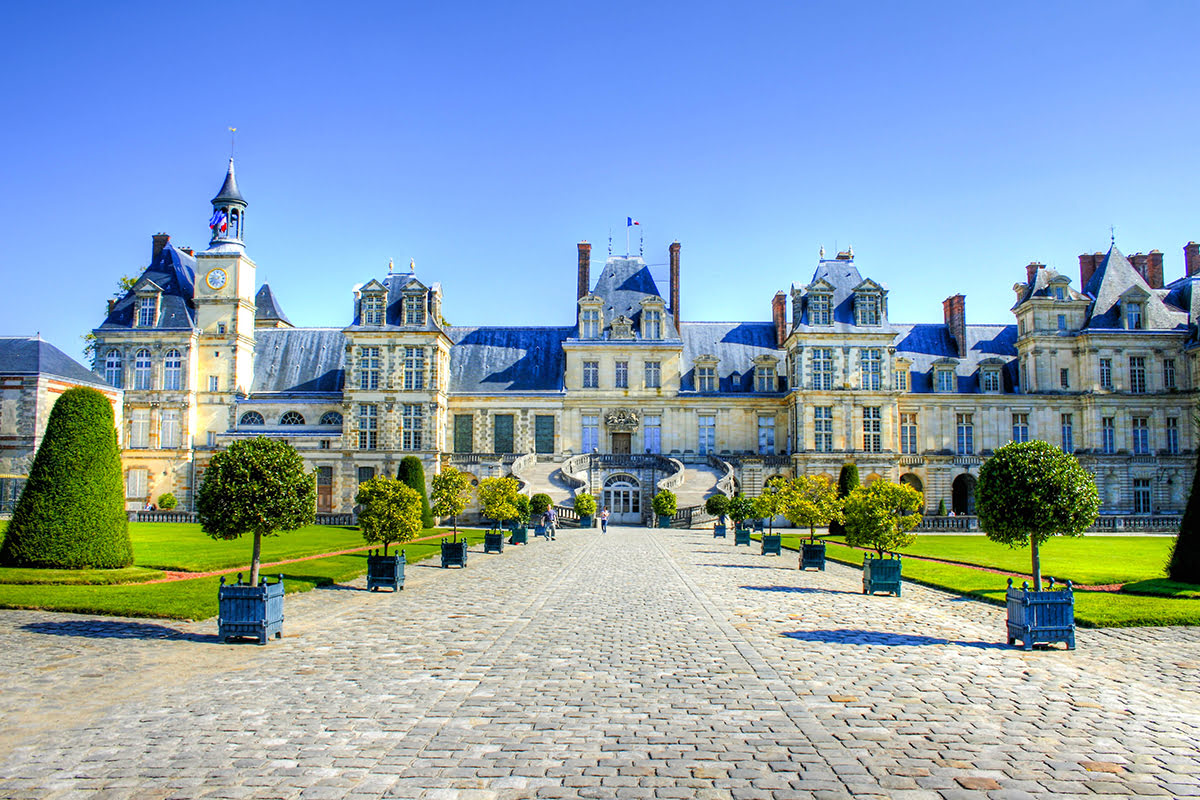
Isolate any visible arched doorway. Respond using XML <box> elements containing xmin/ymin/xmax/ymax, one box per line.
<box><xmin>900</xmin><ymin>473</ymin><xmax>924</xmax><ymax>511</ymax></box>
<box><xmin>602</xmin><ymin>474</ymin><xmax>641</xmax><ymax>524</ymax></box>
<box><xmin>952</xmin><ymin>474</ymin><xmax>976</xmax><ymax>515</ymax></box>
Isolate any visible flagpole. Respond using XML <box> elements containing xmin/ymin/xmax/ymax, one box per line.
<box><xmin>625</xmin><ymin>219</ymin><xmax>630</xmax><ymax>257</ymax></box>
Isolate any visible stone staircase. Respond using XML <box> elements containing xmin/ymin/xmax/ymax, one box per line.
<box><xmin>515</xmin><ymin>459</ymin><xmax>579</xmax><ymax>504</ymax></box>
<box><xmin>673</xmin><ymin>462</ymin><xmax>726</xmax><ymax>508</ymax></box>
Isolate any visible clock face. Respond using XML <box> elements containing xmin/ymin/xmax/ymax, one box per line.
<box><xmin>206</xmin><ymin>268</ymin><xmax>228</xmax><ymax>290</ymax></box>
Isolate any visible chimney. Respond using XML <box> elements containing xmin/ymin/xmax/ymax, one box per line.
<box><xmin>152</xmin><ymin>233</ymin><xmax>170</xmax><ymax>262</ymax></box>
<box><xmin>1146</xmin><ymin>250</ymin><xmax>1164</xmax><ymax>289</ymax></box>
<box><xmin>1129</xmin><ymin>253</ymin><xmax>1149</xmax><ymax>283</ymax></box>
<box><xmin>772</xmin><ymin>291</ymin><xmax>787</xmax><ymax>348</ymax></box>
<box><xmin>943</xmin><ymin>294</ymin><xmax>967</xmax><ymax>358</ymax></box>
<box><xmin>576</xmin><ymin>241</ymin><xmax>591</xmax><ymax>300</ymax></box>
<box><xmin>180</xmin><ymin>247</ymin><xmax>194</xmax><ymax>256</ymax></box>
<box><xmin>669</xmin><ymin>241</ymin><xmax>681</xmax><ymax>331</ymax></box>
<box><xmin>1025</xmin><ymin>262</ymin><xmax>1043</xmax><ymax>285</ymax></box>
<box><xmin>1186</xmin><ymin>242</ymin><xmax>1200</xmax><ymax>277</ymax></box>
<box><xmin>1079</xmin><ymin>252</ymin><xmax>1099</xmax><ymax>290</ymax></box>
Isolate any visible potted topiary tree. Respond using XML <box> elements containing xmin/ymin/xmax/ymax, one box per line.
<box><xmin>196</xmin><ymin>437</ymin><xmax>316</xmax><ymax>643</ymax></box>
<box><xmin>530</xmin><ymin>493</ymin><xmax>552</xmax><ymax>537</ymax></box>
<box><xmin>355</xmin><ymin>476</ymin><xmax>420</xmax><ymax>591</ymax></box>
<box><xmin>776</xmin><ymin>474</ymin><xmax>841</xmax><ymax>570</ymax></box>
<box><xmin>431</xmin><ymin>466</ymin><xmax>473</xmax><ymax>540</ymax></box>
<box><xmin>157</xmin><ymin>492</ymin><xmax>177</xmax><ymax>512</ymax></box>
<box><xmin>753</xmin><ymin>480</ymin><xmax>784</xmax><ymax>554</ymax></box>
<box><xmin>512</xmin><ymin>493</ymin><xmax>531</xmax><ymax>539</ymax></box>
<box><xmin>479</xmin><ymin>476</ymin><xmax>521</xmax><ymax>549</ymax></box>
<box><xmin>729</xmin><ymin>493</ymin><xmax>754</xmax><ymax>545</ymax></box>
<box><xmin>843</xmin><ymin>480</ymin><xmax>923</xmax><ymax>596</ymax></box>
<box><xmin>652</xmin><ymin>489</ymin><xmax>677</xmax><ymax>528</ymax></box>
<box><xmin>977</xmin><ymin>440</ymin><xmax>1099</xmax><ymax>650</ymax></box>
<box><xmin>705</xmin><ymin>494</ymin><xmax>730</xmax><ymax>537</ymax></box>
<box><xmin>573</xmin><ymin>491</ymin><xmax>597</xmax><ymax>528</ymax></box>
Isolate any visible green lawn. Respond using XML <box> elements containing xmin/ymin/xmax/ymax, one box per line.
<box><xmin>129</xmin><ymin>522</ymin><xmax>372</xmax><ymax>571</ymax></box>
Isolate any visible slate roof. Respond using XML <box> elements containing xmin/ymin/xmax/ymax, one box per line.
<box><xmin>446</xmin><ymin>327</ymin><xmax>572</xmax><ymax>393</ymax></box>
<box><xmin>1082</xmin><ymin>245</ymin><xmax>1187</xmax><ymax>331</ymax></box>
<box><xmin>0</xmin><ymin>336</ymin><xmax>113</xmax><ymax>387</ymax></box>
<box><xmin>349</xmin><ymin>272</ymin><xmax>447</xmax><ymax>332</ymax></box>
<box><xmin>255</xmin><ymin>284</ymin><xmax>293</xmax><ymax>326</ymax></box>
<box><xmin>1164</xmin><ymin>275</ymin><xmax>1200</xmax><ymax>335</ymax></box>
<box><xmin>1014</xmin><ymin>265</ymin><xmax>1088</xmax><ymax>306</ymax></box>
<box><xmin>588</xmin><ymin>257</ymin><xmax>680</xmax><ymax>338</ymax></box>
<box><xmin>793</xmin><ymin>257</ymin><xmax>900</xmax><ymax>334</ymax></box>
<box><xmin>250</xmin><ymin>328</ymin><xmax>345</xmax><ymax>394</ymax></box>
<box><xmin>893</xmin><ymin>324</ymin><xmax>1019</xmax><ymax>393</ymax></box>
<box><xmin>679</xmin><ymin>322</ymin><xmax>785</xmax><ymax>392</ymax></box>
<box><xmin>212</xmin><ymin>158</ymin><xmax>245</xmax><ymax>204</ymax></box>
<box><xmin>97</xmin><ymin>242</ymin><xmax>197</xmax><ymax>330</ymax></box>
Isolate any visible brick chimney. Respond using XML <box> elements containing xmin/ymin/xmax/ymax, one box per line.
<box><xmin>577</xmin><ymin>241</ymin><xmax>591</xmax><ymax>300</ymax></box>
<box><xmin>152</xmin><ymin>233</ymin><xmax>170</xmax><ymax>262</ymax></box>
<box><xmin>669</xmin><ymin>241</ymin><xmax>681</xmax><ymax>332</ymax></box>
<box><xmin>1025</xmin><ymin>262</ymin><xmax>1043</xmax><ymax>285</ymax></box>
<box><xmin>943</xmin><ymin>294</ymin><xmax>967</xmax><ymax>358</ymax></box>
<box><xmin>1079</xmin><ymin>252</ymin><xmax>1100</xmax><ymax>290</ymax></box>
<box><xmin>1186</xmin><ymin>242</ymin><xmax>1200</xmax><ymax>277</ymax></box>
<box><xmin>772</xmin><ymin>291</ymin><xmax>787</xmax><ymax>348</ymax></box>
<box><xmin>1129</xmin><ymin>253</ymin><xmax>1149</xmax><ymax>283</ymax></box>
<box><xmin>1146</xmin><ymin>250</ymin><xmax>1164</xmax><ymax>289</ymax></box>
<box><xmin>180</xmin><ymin>247</ymin><xmax>195</xmax><ymax>257</ymax></box>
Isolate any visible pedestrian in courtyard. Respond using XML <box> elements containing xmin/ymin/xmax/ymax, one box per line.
<box><xmin>545</xmin><ymin>506</ymin><xmax>557</xmax><ymax>539</ymax></box>
<box><xmin>600</xmin><ymin>507</ymin><xmax>609</xmax><ymax>533</ymax></box>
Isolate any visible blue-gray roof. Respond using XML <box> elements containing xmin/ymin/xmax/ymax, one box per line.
<box><xmin>589</xmin><ymin>256</ymin><xmax>680</xmax><ymax>338</ymax></box>
<box><xmin>255</xmin><ymin>284</ymin><xmax>292</xmax><ymax>326</ymax></box>
<box><xmin>1083</xmin><ymin>245</ymin><xmax>1187</xmax><ymax>331</ymax></box>
<box><xmin>0</xmin><ymin>336</ymin><xmax>113</xmax><ymax>387</ymax></box>
<box><xmin>212</xmin><ymin>159</ymin><xmax>245</xmax><ymax>204</ymax></box>
<box><xmin>793</xmin><ymin>257</ymin><xmax>900</xmax><ymax>333</ymax></box>
<box><xmin>680</xmin><ymin>322</ymin><xmax>785</xmax><ymax>392</ymax></box>
<box><xmin>894</xmin><ymin>324</ymin><xmax>1018</xmax><ymax>393</ymax></box>
<box><xmin>250</xmin><ymin>328</ymin><xmax>345</xmax><ymax>394</ymax></box>
<box><xmin>447</xmin><ymin>326</ymin><xmax>571</xmax><ymax>393</ymax></box>
<box><xmin>97</xmin><ymin>242</ymin><xmax>197</xmax><ymax>331</ymax></box>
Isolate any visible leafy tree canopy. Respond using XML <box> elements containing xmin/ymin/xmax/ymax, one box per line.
<box><xmin>530</xmin><ymin>493</ymin><xmax>553</xmax><ymax>516</ymax></box>
<box><xmin>843</xmin><ymin>481</ymin><xmax>923</xmax><ymax>558</ymax></box>
<box><xmin>355</xmin><ymin>476</ymin><xmax>422</xmax><ymax>555</ymax></box>
<box><xmin>478</xmin><ymin>476</ymin><xmax>521</xmax><ymax>523</ymax></box>
<box><xmin>652</xmin><ymin>489</ymin><xmax>677</xmax><ymax>517</ymax></box>
<box><xmin>431</xmin><ymin>467</ymin><xmax>472</xmax><ymax>529</ymax></box>
<box><xmin>728</xmin><ymin>494</ymin><xmax>754</xmax><ymax>523</ymax></box>
<box><xmin>572</xmin><ymin>491</ymin><xmax>597</xmax><ymax>517</ymax></box>
<box><xmin>704</xmin><ymin>494</ymin><xmax>730</xmax><ymax>519</ymax></box>
<box><xmin>776</xmin><ymin>474</ymin><xmax>843</xmax><ymax>537</ymax></box>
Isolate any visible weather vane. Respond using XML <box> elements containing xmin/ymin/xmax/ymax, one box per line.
<box><xmin>229</xmin><ymin>127</ymin><xmax>237</xmax><ymax>158</ymax></box>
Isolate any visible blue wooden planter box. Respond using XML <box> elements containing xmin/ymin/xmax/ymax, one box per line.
<box><xmin>801</xmin><ymin>541</ymin><xmax>826</xmax><ymax>571</ymax></box>
<box><xmin>218</xmin><ymin>574</ymin><xmax>284</xmax><ymax>644</ymax></box>
<box><xmin>509</xmin><ymin>528</ymin><xmax>528</xmax><ymax>545</ymax></box>
<box><xmin>753</xmin><ymin>519</ymin><xmax>765</xmax><ymax>532</ymax></box>
<box><xmin>713</xmin><ymin>523</ymin><xmax>726</xmax><ymax>538</ymax></box>
<box><xmin>657</xmin><ymin>514</ymin><xmax>672</xmax><ymax>528</ymax></box>
<box><xmin>1006</xmin><ymin>578</ymin><xmax>1075</xmax><ymax>650</ymax></box>
<box><xmin>441</xmin><ymin>539</ymin><xmax>468</xmax><ymax>568</ymax></box>
<box><xmin>483</xmin><ymin>531</ymin><xmax>505</xmax><ymax>553</ymax></box>
<box><xmin>578</xmin><ymin>514</ymin><xmax>594</xmax><ymax>528</ymax></box>
<box><xmin>366</xmin><ymin>549</ymin><xmax>405</xmax><ymax>591</ymax></box>
<box><xmin>734</xmin><ymin>527</ymin><xmax>751</xmax><ymax>546</ymax></box>
<box><xmin>534</xmin><ymin>523</ymin><xmax>547</xmax><ymax>537</ymax></box>
<box><xmin>760</xmin><ymin>533</ymin><xmax>781</xmax><ymax>555</ymax></box>
<box><xmin>863</xmin><ymin>555</ymin><xmax>902</xmax><ymax>596</ymax></box>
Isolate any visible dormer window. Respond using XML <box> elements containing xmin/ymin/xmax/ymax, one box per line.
<box><xmin>729</xmin><ymin>371</ymin><xmax>740</xmax><ymax>391</ymax></box>
<box><xmin>809</xmin><ymin>293</ymin><xmax>832</xmax><ymax>325</ymax></box>
<box><xmin>1126</xmin><ymin>302</ymin><xmax>1143</xmax><ymax>330</ymax></box>
<box><xmin>694</xmin><ymin>355</ymin><xmax>719</xmax><ymax>392</ymax></box>
<box><xmin>640</xmin><ymin>298</ymin><xmax>665</xmax><ymax>339</ymax></box>
<box><xmin>979</xmin><ymin>360</ymin><xmax>1004</xmax><ymax>393</ymax></box>
<box><xmin>933</xmin><ymin>360</ymin><xmax>957</xmax><ymax>393</ymax></box>
<box><xmin>579</xmin><ymin>296</ymin><xmax>604</xmax><ymax>338</ymax></box>
<box><xmin>1055</xmin><ymin>286</ymin><xmax>1065</xmax><ymax>301</ymax></box>
<box><xmin>755</xmin><ymin>365</ymin><xmax>777</xmax><ymax>392</ymax></box>
<box><xmin>855</xmin><ymin>293</ymin><xmax>881</xmax><ymax>326</ymax></box>
<box><xmin>895</xmin><ymin>359</ymin><xmax>910</xmax><ymax>392</ymax></box>
<box><xmin>403</xmin><ymin>294</ymin><xmax>425</xmax><ymax>325</ymax></box>
<box><xmin>135</xmin><ymin>293</ymin><xmax>159</xmax><ymax>327</ymax></box>
<box><xmin>362</xmin><ymin>293</ymin><xmax>385</xmax><ymax>326</ymax></box>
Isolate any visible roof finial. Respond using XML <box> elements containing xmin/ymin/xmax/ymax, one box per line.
<box><xmin>388</xmin><ymin>257</ymin><xmax>394</xmax><ymax>273</ymax></box>
<box><xmin>848</xmin><ymin>244</ymin><xmax>854</xmax><ymax>258</ymax></box>
<box><xmin>819</xmin><ymin>245</ymin><xmax>825</xmax><ymax>259</ymax></box>
<box><xmin>1110</xmin><ymin>225</ymin><xmax>1116</xmax><ymax>247</ymax></box>
<box><xmin>409</xmin><ymin>258</ymin><xmax>415</xmax><ymax>272</ymax></box>
<box><xmin>228</xmin><ymin>127</ymin><xmax>237</xmax><ymax>159</ymax></box>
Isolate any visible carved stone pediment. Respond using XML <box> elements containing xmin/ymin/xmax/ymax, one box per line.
<box><xmin>604</xmin><ymin>407</ymin><xmax>640</xmax><ymax>431</ymax></box>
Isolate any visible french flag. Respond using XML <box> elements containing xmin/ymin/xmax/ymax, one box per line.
<box><xmin>627</xmin><ymin>217</ymin><xmax>639</xmax><ymax>227</ymax></box>
<box><xmin>209</xmin><ymin>209</ymin><xmax>228</xmax><ymax>233</ymax></box>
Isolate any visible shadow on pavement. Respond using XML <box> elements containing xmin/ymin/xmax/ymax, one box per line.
<box><xmin>702</xmin><ymin>564</ymin><xmax>780</xmax><ymax>569</ymax></box>
<box><xmin>741</xmin><ymin>585</ymin><xmax>860</xmax><ymax>596</ymax></box>
<box><xmin>21</xmin><ymin>620</ymin><xmax>218</xmax><ymax>643</ymax></box>
<box><xmin>783</xmin><ymin>629</ymin><xmax>1006</xmax><ymax>649</ymax></box>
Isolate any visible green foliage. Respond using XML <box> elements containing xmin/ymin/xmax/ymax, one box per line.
<box><xmin>936</xmin><ymin>498</ymin><xmax>947</xmax><ymax>516</ymax></box>
<box><xmin>355</xmin><ymin>477</ymin><xmax>421</xmax><ymax>554</ymax></box>
<box><xmin>1169</xmin><ymin>448</ymin><xmax>1200</xmax><ymax>582</ymax></box>
<box><xmin>530</xmin><ymin>493</ymin><xmax>553</xmax><ymax>516</ymax></box>
<box><xmin>397</xmin><ymin>456</ymin><xmax>434</xmax><ymax>528</ymax></box>
<box><xmin>478</xmin><ymin>476</ymin><xmax>520</xmax><ymax>523</ymax></box>
<box><xmin>727</xmin><ymin>493</ymin><xmax>754</xmax><ymax>524</ymax></box>
<box><xmin>652</xmin><ymin>489</ymin><xmax>677</xmax><ymax>517</ymax></box>
<box><xmin>0</xmin><ymin>387</ymin><xmax>132</xmax><ymax>569</ymax></box>
<box><xmin>157</xmin><ymin>493</ymin><xmax>177</xmax><ymax>511</ymax></box>
<box><xmin>431</xmin><ymin>467</ymin><xmax>472</xmax><ymax>532</ymax></box>
<box><xmin>514</xmin><ymin>493</ymin><xmax>531</xmax><ymax>524</ymax></box>
<box><xmin>704</xmin><ymin>494</ymin><xmax>730</xmax><ymax>519</ymax></box>
<box><xmin>195</xmin><ymin>437</ymin><xmax>316</xmax><ymax>584</ymax></box>
<box><xmin>572</xmin><ymin>491</ymin><xmax>597</xmax><ymax>517</ymax></box>
<box><xmin>776</xmin><ymin>474</ymin><xmax>842</xmax><ymax>537</ymax></box>
<box><xmin>843</xmin><ymin>481</ymin><xmax>923</xmax><ymax>558</ymax></box>
<box><xmin>829</xmin><ymin>463</ymin><xmax>860</xmax><ymax>536</ymax></box>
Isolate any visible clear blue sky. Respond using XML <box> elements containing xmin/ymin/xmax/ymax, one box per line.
<box><xmin>3</xmin><ymin>2</ymin><xmax>1198</xmax><ymax>361</ymax></box>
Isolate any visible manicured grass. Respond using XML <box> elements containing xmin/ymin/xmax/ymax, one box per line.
<box><xmin>0</xmin><ymin>530</ymin><xmax>489</xmax><ymax>620</ymax></box>
<box><xmin>1120</xmin><ymin>579</ymin><xmax>1200</xmax><ymax>599</ymax></box>
<box><xmin>128</xmin><ymin>522</ymin><xmax>373</xmax><ymax>572</ymax></box>
<box><xmin>0</xmin><ymin>566</ymin><xmax>163</xmax><ymax>585</ymax></box>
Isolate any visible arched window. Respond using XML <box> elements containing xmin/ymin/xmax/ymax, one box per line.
<box><xmin>104</xmin><ymin>349</ymin><xmax>123</xmax><ymax>388</ymax></box>
<box><xmin>239</xmin><ymin>411</ymin><xmax>264</xmax><ymax>426</ymax></box>
<box><xmin>319</xmin><ymin>411</ymin><xmax>343</xmax><ymax>426</ymax></box>
<box><xmin>163</xmin><ymin>349</ymin><xmax>183</xmax><ymax>390</ymax></box>
<box><xmin>133</xmin><ymin>349</ymin><xmax>152</xmax><ymax>390</ymax></box>
<box><xmin>280</xmin><ymin>411</ymin><xmax>305</xmax><ymax>425</ymax></box>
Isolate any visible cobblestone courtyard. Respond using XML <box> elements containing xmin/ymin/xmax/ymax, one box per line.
<box><xmin>1</xmin><ymin>527</ymin><xmax>1198</xmax><ymax>799</ymax></box>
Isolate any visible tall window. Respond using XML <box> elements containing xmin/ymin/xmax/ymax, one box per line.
<box><xmin>126</xmin><ymin>467</ymin><xmax>148</xmax><ymax>500</ymax></box>
<box><xmin>698</xmin><ymin>414</ymin><xmax>716</xmax><ymax>454</ymax></box>
<box><xmin>137</xmin><ymin>295</ymin><xmax>156</xmax><ymax>327</ymax></box>
<box><xmin>1127</xmin><ymin>302</ymin><xmax>1143</xmax><ymax>330</ymax></box>
<box><xmin>756</xmin><ymin>366</ymin><xmax>776</xmax><ymax>393</ymax></box>
<box><xmin>856</xmin><ymin>294</ymin><xmax>880</xmax><ymax>325</ymax></box>
<box><xmin>862</xmin><ymin>407</ymin><xmax>881</xmax><ymax>453</ymax></box>
<box><xmin>581</xmin><ymin>309</ymin><xmax>600</xmax><ymax>338</ymax></box>
<box><xmin>358</xmin><ymin>404</ymin><xmax>378</xmax><ymax>450</ymax></box>
<box><xmin>697</xmin><ymin>366</ymin><xmax>717</xmax><ymax>392</ymax></box>
<box><xmin>1061</xmin><ymin>414</ymin><xmax>1073</xmax><ymax>454</ymax></box>
<box><xmin>493</xmin><ymin>414</ymin><xmax>514</xmax><ymax>453</ymax></box>
<box><xmin>362</xmin><ymin>294</ymin><xmax>385</xmax><ymax>326</ymax></box>
<box><xmin>860</xmin><ymin>350</ymin><xmax>882</xmax><ymax>390</ymax></box>
<box><xmin>643</xmin><ymin>308</ymin><xmax>662</xmax><ymax>339</ymax></box>
<box><xmin>1131</xmin><ymin>416</ymin><xmax>1150</xmax><ymax>455</ymax></box>
<box><xmin>582</xmin><ymin>360</ymin><xmax>599</xmax><ymax>389</ymax></box>
<box><xmin>160</xmin><ymin>409</ymin><xmax>180</xmax><ymax>449</ymax></box>
<box><xmin>163</xmin><ymin>349</ymin><xmax>183</xmax><ymax>390</ymax></box>
<box><xmin>581</xmin><ymin>415</ymin><xmax>599</xmax><ymax>453</ymax></box>
<box><xmin>453</xmin><ymin>414</ymin><xmax>473</xmax><ymax>453</ymax></box>
<box><xmin>1012</xmin><ymin>413</ymin><xmax>1029</xmax><ymax>443</ymax></box>
<box><xmin>981</xmin><ymin>370</ymin><xmax>1000</xmax><ymax>393</ymax></box>
<box><xmin>403</xmin><ymin>295</ymin><xmax>425</xmax><ymax>325</ymax></box>
<box><xmin>358</xmin><ymin>346</ymin><xmax>380</xmax><ymax>390</ymax></box>
<box><xmin>1060</xmin><ymin>368</ymin><xmax>1069</xmax><ymax>389</ymax></box>
<box><xmin>896</xmin><ymin>368</ymin><xmax>908</xmax><ymax>392</ymax></box>
<box><xmin>404</xmin><ymin>346</ymin><xmax>425</xmax><ymax>390</ymax></box>
<box><xmin>814</xmin><ymin>407</ymin><xmax>833</xmax><ymax>452</ymax></box>
<box><xmin>104</xmin><ymin>349</ymin><xmax>123</xmax><ymax>388</ymax></box>
<box><xmin>1101</xmin><ymin>417</ymin><xmax>1115</xmax><ymax>454</ymax></box>
<box><xmin>757</xmin><ymin>416</ymin><xmax>775</xmax><ymax>455</ymax></box>
<box><xmin>644</xmin><ymin>360</ymin><xmax>661</xmax><ymax>389</ymax></box>
<box><xmin>133</xmin><ymin>349</ymin><xmax>152</xmax><ymax>390</ymax></box>
<box><xmin>1164</xmin><ymin>359</ymin><xmax>1177</xmax><ymax>390</ymax></box>
<box><xmin>1099</xmin><ymin>358</ymin><xmax>1112</xmax><ymax>389</ymax></box>
<box><xmin>208</xmin><ymin>375</ymin><xmax>219</xmax><ymax>392</ymax></box>
<box><xmin>615</xmin><ymin>361</ymin><xmax>628</xmax><ymax>389</ymax></box>
<box><xmin>1129</xmin><ymin>357</ymin><xmax>1146</xmax><ymax>394</ymax></box>
<box><xmin>956</xmin><ymin>413</ymin><xmax>974</xmax><ymax>455</ymax></box>
<box><xmin>937</xmin><ymin>369</ymin><xmax>955</xmax><ymax>393</ymax></box>
<box><xmin>643</xmin><ymin>415</ymin><xmax>661</xmax><ymax>454</ymax></box>
<box><xmin>1057</xmin><ymin>314</ymin><xmax>1067</xmax><ymax>331</ymax></box>
<box><xmin>357</xmin><ymin>466</ymin><xmax>376</xmax><ymax>485</ymax></box>
<box><xmin>812</xmin><ymin>348</ymin><xmax>833</xmax><ymax>390</ymax></box>
<box><xmin>900</xmin><ymin>412</ymin><xmax>917</xmax><ymax>454</ymax></box>
<box><xmin>1133</xmin><ymin>478</ymin><xmax>1151</xmax><ymax>514</ymax></box>
<box><xmin>1166</xmin><ymin>417</ymin><xmax>1179</xmax><ymax>454</ymax></box>
<box><xmin>809</xmin><ymin>294</ymin><xmax>831</xmax><ymax>325</ymax></box>
<box><xmin>130</xmin><ymin>409</ymin><xmax>150</xmax><ymax>448</ymax></box>
<box><xmin>402</xmin><ymin>404</ymin><xmax>424</xmax><ymax>450</ymax></box>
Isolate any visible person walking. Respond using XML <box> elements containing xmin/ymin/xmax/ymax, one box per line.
<box><xmin>600</xmin><ymin>507</ymin><xmax>610</xmax><ymax>533</ymax></box>
<box><xmin>545</xmin><ymin>506</ymin><xmax>557</xmax><ymax>539</ymax></box>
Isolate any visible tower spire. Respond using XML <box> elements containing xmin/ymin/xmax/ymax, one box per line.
<box><xmin>208</xmin><ymin>158</ymin><xmax>247</xmax><ymax>250</ymax></box>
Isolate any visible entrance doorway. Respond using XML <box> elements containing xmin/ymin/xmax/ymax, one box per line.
<box><xmin>611</xmin><ymin>432</ymin><xmax>631</xmax><ymax>454</ymax></box>
<box><xmin>602</xmin><ymin>474</ymin><xmax>641</xmax><ymax>524</ymax></box>
<box><xmin>952</xmin><ymin>473</ymin><xmax>976</xmax><ymax>515</ymax></box>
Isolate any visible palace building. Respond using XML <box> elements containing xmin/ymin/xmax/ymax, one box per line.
<box><xmin>87</xmin><ymin>160</ymin><xmax>1198</xmax><ymax>523</ymax></box>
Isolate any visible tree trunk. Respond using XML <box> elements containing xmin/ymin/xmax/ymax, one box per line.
<box><xmin>383</xmin><ymin>541</ymin><xmax>389</xmax><ymax>556</ymax></box>
<box><xmin>249</xmin><ymin>531</ymin><xmax>262</xmax><ymax>586</ymax></box>
<box><xmin>1031</xmin><ymin>538</ymin><xmax>1042</xmax><ymax>589</ymax></box>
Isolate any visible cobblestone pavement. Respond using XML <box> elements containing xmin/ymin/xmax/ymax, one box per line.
<box><xmin>1</xmin><ymin>527</ymin><xmax>1198</xmax><ymax>799</ymax></box>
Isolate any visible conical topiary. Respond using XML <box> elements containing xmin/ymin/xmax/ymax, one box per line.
<box><xmin>829</xmin><ymin>463</ymin><xmax>859</xmax><ymax>537</ymax></box>
<box><xmin>0</xmin><ymin>387</ymin><xmax>132</xmax><ymax>568</ymax></box>
<box><xmin>398</xmin><ymin>456</ymin><xmax>434</xmax><ymax>529</ymax></box>
<box><xmin>1168</xmin><ymin>451</ymin><xmax>1200</xmax><ymax>583</ymax></box>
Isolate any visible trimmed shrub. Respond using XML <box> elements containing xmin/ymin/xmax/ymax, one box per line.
<box><xmin>652</xmin><ymin>489</ymin><xmax>677</xmax><ymax>518</ymax></box>
<box><xmin>356</xmin><ymin>476</ymin><xmax>421</xmax><ymax>555</ymax></box>
<box><xmin>0</xmin><ymin>387</ymin><xmax>132</xmax><ymax>569</ymax></box>
<box><xmin>936</xmin><ymin>498</ymin><xmax>947</xmax><ymax>516</ymax></box>
<box><xmin>843</xmin><ymin>481</ymin><xmax>923</xmax><ymax>558</ymax></box>
<box><xmin>431</xmin><ymin>467</ymin><xmax>473</xmax><ymax>534</ymax></box>
<box><xmin>1169</xmin><ymin>450</ymin><xmax>1200</xmax><ymax>583</ymax></box>
<box><xmin>397</xmin><ymin>456</ymin><xmax>434</xmax><ymax>529</ymax></box>
<box><xmin>530</xmin><ymin>493</ymin><xmax>553</xmax><ymax>516</ymax></box>
<box><xmin>573</xmin><ymin>492</ymin><xmax>597</xmax><ymax>517</ymax></box>
<box><xmin>704</xmin><ymin>494</ymin><xmax>730</xmax><ymax>519</ymax></box>
<box><xmin>157</xmin><ymin>492</ymin><xmax>177</xmax><ymax>511</ymax></box>
<box><xmin>514</xmin><ymin>493</ymin><xmax>531</xmax><ymax>524</ymax></box>
<box><xmin>728</xmin><ymin>493</ymin><xmax>754</xmax><ymax>525</ymax></box>
<box><xmin>478</xmin><ymin>476</ymin><xmax>520</xmax><ymax>525</ymax></box>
